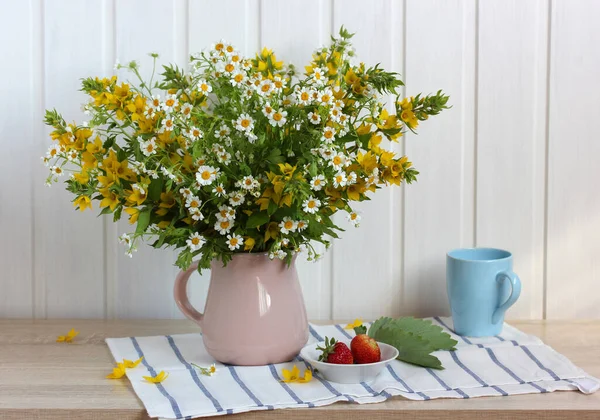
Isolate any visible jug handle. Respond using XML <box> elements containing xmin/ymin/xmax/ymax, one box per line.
<box><xmin>174</xmin><ymin>261</ymin><xmax>204</xmax><ymax>325</ymax></box>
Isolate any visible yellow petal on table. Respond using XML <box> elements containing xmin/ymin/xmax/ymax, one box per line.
<box><xmin>143</xmin><ymin>370</ymin><xmax>169</xmax><ymax>383</ymax></box>
<box><xmin>56</xmin><ymin>328</ymin><xmax>79</xmax><ymax>343</ymax></box>
<box><xmin>123</xmin><ymin>356</ymin><xmax>143</xmax><ymax>369</ymax></box>
<box><xmin>344</xmin><ymin>319</ymin><xmax>364</xmax><ymax>329</ymax></box>
<box><xmin>281</xmin><ymin>365</ymin><xmax>302</xmax><ymax>383</ymax></box>
<box><xmin>297</xmin><ymin>369</ymin><xmax>313</xmax><ymax>383</ymax></box>
<box><xmin>106</xmin><ymin>363</ymin><xmax>126</xmax><ymax>379</ymax></box>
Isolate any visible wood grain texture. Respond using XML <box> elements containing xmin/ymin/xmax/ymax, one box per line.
<box><xmin>401</xmin><ymin>0</ymin><xmax>476</xmax><ymax>317</ymax></box>
<box><xmin>0</xmin><ymin>320</ymin><xmax>599</xmax><ymax>420</ymax></box>
<box><xmin>476</xmin><ymin>0</ymin><xmax>548</xmax><ymax>319</ymax></box>
<box><xmin>545</xmin><ymin>0</ymin><xmax>600</xmax><ymax>319</ymax></box>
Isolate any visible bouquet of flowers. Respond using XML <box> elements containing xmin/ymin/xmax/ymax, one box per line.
<box><xmin>42</xmin><ymin>27</ymin><xmax>448</xmax><ymax>272</ymax></box>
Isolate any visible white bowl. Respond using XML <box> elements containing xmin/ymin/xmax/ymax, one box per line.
<box><xmin>299</xmin><ymin>340</ymin><xmax>399</xmax><ymax>384</ymax></box>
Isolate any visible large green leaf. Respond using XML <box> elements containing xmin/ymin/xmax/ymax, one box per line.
<box><xmin>135</xmin><ymin>208</ymin><xmax>151</xmax><ymax>234</ymax></box>
<box><xmin>387</xmin><ymin>317</ymin><xmax>457</xmax><ymax>351</ymax></box>
<box><xmin>246</xmin><ymin>211</ymin><xmax>270</xmax><ymax>228</ymax></box>
<box><xmin>375</xmin><ymin>326</ymin><xmax>443</xmax><ymax>369</ymax></box>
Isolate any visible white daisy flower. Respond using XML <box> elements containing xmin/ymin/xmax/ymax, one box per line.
<box><xmin>334</xmin><ymin>99</ymin><xmax>344</xmax><ymax>109</ymax></box>
<box><xmin>257</xmin><ymin>79</ymin><xmax>274</xmax><ymax>96</ymax></box>
<box><xmin>41</xmin><ymin>156</ymin><xmax>50</xmax><ymax>166</ymax></box>
<box><xmin>332</xmin><ymin>172</ymin><xmax>347</xmax><ymax>188</ymax></box>
<box><xmin>149</xmin><ymin>94</ymin><xmax>161</xmax><ymax>110</ymax></box>
<box><xmin>347</xmin><ymin>211</ymin><xmax>361</xmax><ymax>227</ymax></box>
<box><xmin>308</xmin><ymin>112</ymin><xmax>321</xmax><ymax>125</ymax></box>
<box><xmin>196</xmin><ymin>165</ymin><xmax>219</xmax><ymax>186</ymax></box>
<box><xmin>246</xmin><ymin>132</ymin><xmax>258</xmax><ymax>143</ymax></box>
<box><xmin>296</xmin><ymin>88</ymin><xmax>313</xmax><ymax>105</ymax></box>
<box><xmin>226</xmin><ymin>234</ymin><xmax>243</xmax><ymax>251</ymax></box>
<box><xmin>319</xmin><ymin>147</ymin><xmax>334</xmax><ymax>160</ymax></box>
<box><xmin>222</xmin><ymin>60</ymin><xmax>237</xmax><ymax>74</ymax></box>
<box><xmin>262</xmin><ymin>103</ymin><xmax>275</xmax><ymax>118</ymax></box>
<box><xmin>272</xmin><ymin>76</ymin><xmax>285</xmax><ymax>91</ymax></box>
<box><xmin>190</xmin><ymin>208</ymin><xmax>205</xmax><ymax>221</ymax></box>
<box><xmin>216</xmin><ymin>205</ymin><xmax>236</xmax><ymax>221</ymax></box>
<box><xmin>186</xmin><ymin>233</ymin><xmax>205</xmax><ymax>251</ymax></box>
<box><xmin>229</xmin><ymin>191</ymin><xmax>245</xmax><ymax>207</ymax></box>
<box><xmin>213</xmin><ymin>125</ymin><xmax>230</xmax><ymax>139</ymax></box>
<box><xmin>185</xmin><ymin>195</ymin><xmax>202</xmax><ymax>210</ymax></box>
<box><xmin>212</xmin><ymin>184</ymin><xmax>227</xmax><ymax>197</ymax></box>
<box><xmin>321</xmin><ymin>126</ymin><xmax>336</xmax><ymax>143</ymax></box>
<box><xmin>296</xmin><ymin>220</ymin><xmax>308</xmax><ymax>231</ymax></box>
<box><xmin>319</xmin><ymin>89</ymin><xmax>333</xmax><ymax>105</ymax></box>
<box><xmin>311</xmin><ymin>67</ymin><xmax>327</xmax><ymax>85</ymax></box>
<box><xmin>234</xmin><ymin>113</ymin><xmax>254</xmax><ymax>133</ymax></box>
<box><xmin>338</xmin><ymin>113</ymin><xmax>349</xmax><ymax>125</ymax></box>
<box><xmin>230</xmin><ymin>71</ymin><xmax>246</xmax><ymax>87</ymax></box>
<box><xmin>279</xmin><ymin>217</ymin><xmax>297</xmax><ymax>234</ymax></box>
<box><xmin>50</xmin><ymin>166</ymin><xmax>64</xmax><ymax>177</ymax></box>
<box><xmin>186</xmin><ymin>126</ymin><xmax>203</xmax><ymax>140</ymax></box>
<box><xmin>214</xmin><ymin>219</ymin><xmax>233</xmax><ymax>235</ymax></box>
<box><xmin>162</xmin><ymin>94</ymin><xmax>177</xmax><ymax>113</ymax></box>
<box><xmin>239</xmin><ymin>175</ymin><xmax>256</xmax><ymax>191</ymax></box>
<box><xmin>281</xmin><ymin>238</ymin><xmax>290</xmax><ymax>246</ymax></box>
<box><xmin>329</xmin><ymin>153</ymin><xmax>347</xmax><ymax>170</ymax></box>
<box><xmin>346</xmin><ymin>171</ymin><xmax>357</xmax><ymax>185</ymax></box>
<box><xmin>269</xmin><ymin>109</ymin><xmax>287</xmax><ymax>127</ymax></box>
<box><xmin>139</xmin><ymin>137</ymin><xmax>157</xmax><ymax>156</ymax></box>
<box><xmin>66</xmin><ymin>150</ymin><xmax>79</xmax><ymax>161</ymax></box>
<box><xmin>197</xmin><ymin>79</ymin><xmax>212</xmax><ymax>94</ymax></box>
<box><xmin>118</xmin><ymin>233</ymin><xmax>131</xmax><ymax>245</ymax></box>
<box><xmin>144</xmin><ymin>107</ymin><xmax>156</xmax><ymax>118</ymax></box>
<box><xmin>271</xmin><ymin>249</ymin><xmax>286</xmax><ymax>260</ymax></box>
<box><xmin>302</xmin><ymin>197</ymin><xmax>321</xmax><ymax>214</ymax></box>
<box><xmin>181</xmin><ymin>103</ymin><xmax>193</xmax><ymax>119</ymax></box>
<box><xmin>310</xmin><ymin>175</ymin><xmax>326</xmax><ymax>191</ymax></box>
<box><xmin>161</xmin><ymin>118</ymin><xmax>175</xmax><ymax>131</ymax></box>
<box><xmin>330</xmin><ymin>107</ymin><xmax>342</xmax><ymax>122</ymax></box>
<box><xmin>179</xmin><ymin>187</ymin><xmax>193</xmax><ymax>198</ymax></box>
<box><xmin>216</xmin><ymin>151</ymin><xmax>232</xmax><ymax>164</ymax></box>
<box><xmin>47</xmin><ymin>144</ymin><xmax>62</xmax><ymax>158</ymax></box>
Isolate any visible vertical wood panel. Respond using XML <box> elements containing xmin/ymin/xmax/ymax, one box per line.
<box><xmin>476</xmin><ymin>0</ymin><xmax>548</xmax><ymax>319</ymax></box>
<box><xmin>38</xmin><ymin>0</ymin><xmax>107</xmax><ymax>317</ymax></box>
<box><xmin>402</xmin><ymin>0</ymin><xmax>476</xmax><ymax>317</ymax></box>
<box><xmin>113</xmin><ymin>0</ymin><xmax>182</xmax><ymax>318</ymax></box>
<box><xmin>261</xmin><ymin>0</ymin><xmax>333</xmax><ymax>319</ymax></box>
<box><xmin>331</xmin><ymin>0</ymin><xmax>403</xmax><ymax>320</ymax></box>
<box><xmin>0</xmin><ymin>1</ymin><xmax>34</xmax><ymax>317</ymax></box>
<box><xmin>546</xmin><ymin>0</ymin><xmax>600</xmax><ymax>319</ymax></box>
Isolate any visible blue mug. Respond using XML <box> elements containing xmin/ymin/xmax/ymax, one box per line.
<box><xmin>446</xmin><ymin>248</ymin><xmax>521</xmax><ymax>337</ymax></box>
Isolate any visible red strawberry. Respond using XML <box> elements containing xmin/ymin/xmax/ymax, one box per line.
<box><xmin>316</xmin><ymin>337</ymin><xmax>353</xmax><ymax>364</ymax></box>
<box><xmin>351</xmin><ymin>325</ymin><xmax>381</xmax><ymax>364</ymax></box>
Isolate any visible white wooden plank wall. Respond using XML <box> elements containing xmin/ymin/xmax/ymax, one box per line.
<box><xmin>0</xmin><ymin>0</ymin><xmax>598</xmax><ymax>320</ymax></box>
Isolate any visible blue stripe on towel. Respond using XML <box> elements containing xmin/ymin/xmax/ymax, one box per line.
<box><xmin>308</xmin><ymin>324</ymin><xmax>324</xmax><ymax>341</ymax></box>
<box><xmin>386</xmin><ymin>365</ymin><xmax>430</xmax><ymax>400</ymax></box>
<box><xmin>227</xmin><ymin>366</ymin><xmax>263</xmax><ymax>406</ymax></box>
<box><xmin>335</xmin><ymin>324</ymin><xmax>354</xmax><ymax>339</ymax></box>
<box><xmin>484</xmin><ymin>347</ymin><xmax>548</xmax><ymax>393</ymax></box>
<box><xmin>165</xmin><ymin>336</ymin><xmax>223</xmax><ymax>412</ymax></box>
<box><xmin>130</xmin><ymin>337</ymin><xmax>183</xmax><ymax>419</ymax></box>
<box><xmin>521</xmin><ymin>345</ymin><xmax>561</xmax><ymax>381</ymax></box>
<box><xmin>433</xmin><ymin>317</ymin><xmax>483</xmax><ymax>348</ymax></box>
<box><xmin>449</xmin><ymin>351</ymin><xmax>507</xmax><ymax>396</ymax></box>
<box><xmin>295</xmin><ymin>355</ymin><xmax>354</xmax><ymax>402</ymax></box>
<box><xmin>426</xmin><ymin>367</ymin><xmax>469</xmax><ymax>399</ymax></box>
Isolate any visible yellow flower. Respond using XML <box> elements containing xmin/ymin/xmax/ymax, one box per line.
<box><xmin>143</xmin><ymin>370</ymin><xmax>169</xmax><ymax>383</ymax></box>
<box><xmin>281</xmin><ymin>365</ymin><xmax>312</xmax><ymax>383</ymax></box>
<box><xmin>99</xmin><ymin>188</ymin><xmax>120</xmax><ymax>211</ymax></box>
<box><xmin>72</xmin><ymin>170</ymin><xmax>90</xmax><ymax>185</ymax></box>
<box><xmin>126</xmin><ymin>95</ymin><xmax>146</xmax><ymax>121</ymax></box>
<box><xmin>56</xmin><ymin>328</ymin><xmax>79</xmax><ymax>343</ymax></box>
<box><xmin>124</xmin><ymin>207</ymin><xmax>140</xmax><ymax>224</ymax></box>
<box><xmin>126</xmin><ymin>188</ymin><xmax>147</xmax><ymax>206</ymax></box>
<box><xmin>345</xmin><ymin>318</ymin><xmax>364</xmax><ymax>329</ymax></box>
<box><xmin>73</xmin><ymin>195</ymin><xmax>92</xmax><ymax>212</ymax></box>
<box><xmin>123</xmin><ymin>357</ymin><xmax>144</xmax><ymax>369</ymax></box>
<box><xmin>106</xmin><ymin>362</ymin><xmax>126</xmax><ymax>379</ymax></box>
<box><xmin>244</xmin><ymin>237</ymin><xmax>255</xmax><ymax>251</ymax></box>
<box><xmin>344</xmin><ymin>68</ymin><xmax>360</xmax><ymax>86</ymax></box>
<box><xmin>357</xmin><ymin>151</ymin><xmax>378</xmax><ymax>173</ymax></box>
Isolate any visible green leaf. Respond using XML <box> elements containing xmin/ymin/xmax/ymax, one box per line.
<box><xmin>375</xmin><ymin>326</ymin><xmax>442</xmax><ymax>369</ymax></box>
<box><xmin>135</xmin><ymin>209</ymin><xmax>151</xmax><ymax>234</ymax></box>
<box><xmin>246</xmin><ymin>211</ymin><xmax>270</xmax><ymax>228</ymax></box>
<box><xmin>148</xmin><ymin>179</ymin><xmax>164</xmax><ymax>201</ymax></box>
<box><xmin>386</xmin><ymin>317</ymin><xmax>457</xmax><ymax>351</ymax></box>
<box><xmin>267</xmin><ymin>200</ymin><xmax>278</xmax><ymax>216</ymax></box>
<box><xmin>367</xmin><ymin>317</ymin><xmax>394</xmax><ymax>338</ymax></box>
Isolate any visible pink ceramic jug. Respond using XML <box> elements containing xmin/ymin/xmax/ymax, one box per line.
<box><xmin>174</xmin><ymin>253</ymin><xmax>309</xmax><ymax>365</ymax></box>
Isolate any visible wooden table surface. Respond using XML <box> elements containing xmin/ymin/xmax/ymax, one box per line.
<box><xmin>0</xmin><ymin>320</ymin><xmax>599</xmax><ymax>419</ymax></box>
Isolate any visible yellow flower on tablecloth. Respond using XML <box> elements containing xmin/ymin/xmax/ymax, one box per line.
<box><xmin>281</xmin><ymin>365</ymin><xmax>312</xmax><ymax>383</ymax></box>
<box><xmin>106</xmin><ymin>363</ymin><xmax>126</xmax><ymax>379</ymax></box>
<box><xmin>143</xmin><ymin>370</ymin><xmax>169</xmax><ymax>383</ymax></box>
<box><xmin>56</xmin><ymin>328</ymin><xmax>79</xmax><ymax>343</ymax></box>
<box><xmin>345</xmin><ymin>319</ymin><xmax>363</xmax><ymax>329</ymax></box>
<box><xmin>123</xmin><ymin>356</ymin><xmax>144</xmax><ymax>369</ymax></box>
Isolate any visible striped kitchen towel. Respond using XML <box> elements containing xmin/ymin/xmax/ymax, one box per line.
<box><xmin>106</xmin><ymin>317</ymin><xmax>599</xmax><ymax>419</ymax></box>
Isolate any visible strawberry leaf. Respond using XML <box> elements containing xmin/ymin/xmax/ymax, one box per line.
<box><xmin>387</xmin><ymin>317</ymin><xmax>457</xmax><ymax>351</ymax></box>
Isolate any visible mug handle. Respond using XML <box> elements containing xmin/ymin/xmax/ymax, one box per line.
<box><xmin>492</xmin><ymin>271</ymin><xmax>521</xmax><ymax>324</ymax></box>
<box><xmin>173</xmin><ymin>261</ymin><xmax>204</xmax><ymax>325</ymax></box>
